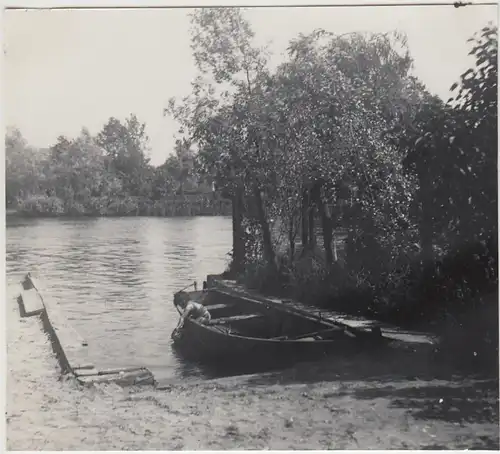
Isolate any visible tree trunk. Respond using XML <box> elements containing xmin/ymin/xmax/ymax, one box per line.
<box><xmin>253</xmin><ymin>185</ymin><xmax>277</xmax><ymax>274</ymax></box>
<box><xmin>288</xmin><ymin>216</ymin><xmax>296</xmax><ymax>262</ymax></box>
<box><xmin>314</xmin><ymin>185</ymin><xmax>334</xmax><ymax>267</ymax></box>
<box><xmin>308</xmin><ymin>192</ymin><xmax>316</xmax><ymax>249</ymax></box>
<box><xmin>301</xmin><ymin>189</ymin><xmax>309</xmax><ymax>252</ymax></box>
<box><xmin>231</xmin><ymin>187</ymin><xmax>245</xmax><ymax>275</ymax></box>
<box><xmin>333</xmin><ymin>230</ymin><xmax>338</xmax><ymax>262</ymax></box>
<box><xmin>417</xmin><ymin>156</ymin><xmax>434</xmax><ymax>299</ymax></box>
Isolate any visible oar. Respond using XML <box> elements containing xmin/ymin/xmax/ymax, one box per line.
<box><xmin>175</xmin><ymin>281</ymin><xmax>197</xmax><ymax>294</ymax></box>
<box><xmin>272</xmin><ymin>327</ymin><xmax>343</xmax><ymax>341</ymax></box>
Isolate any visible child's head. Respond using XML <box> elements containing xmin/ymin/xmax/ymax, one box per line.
<box><xmin>174</xmin><ymin>291</ymin><xmax>190</xmax><ymax>308</ymax></box>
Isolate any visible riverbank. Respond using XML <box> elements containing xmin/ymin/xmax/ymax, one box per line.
<box><xmin>9</xmin><ymin>193</ymin><xmax>232</xmax><ymax>218</ymax></box>
<box><xmin>7</xmin><ymin>287</ymin><xmax>499</xmax><ymax>450</ymax></box>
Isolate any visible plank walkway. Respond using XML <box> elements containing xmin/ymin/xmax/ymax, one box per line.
<box><xmin>208</xmin><ymin>277</ymin><xmax>437</xmax><ymax>346</ymax></box>
<box><xmin>17</xmin><ymin>273</ymin><xmax>155</xmax><ymax>387</ymax></box>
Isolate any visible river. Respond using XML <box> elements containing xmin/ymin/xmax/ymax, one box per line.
<box><xmin>6</xmin><ymin>215</ymin><xmax>233</xmax><ymax>382</ymax></box>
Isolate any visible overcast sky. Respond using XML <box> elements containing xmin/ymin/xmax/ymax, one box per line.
<box><xmin>5</xmin><ymin>5</ymin><xmax>497</xmax><ymax>165</ymax></box>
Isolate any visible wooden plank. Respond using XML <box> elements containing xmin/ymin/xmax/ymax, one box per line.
<box><xmin>78</xmin><ymin>369</ymin><xmax>155</xmax><ymax>386</ymax></box>
<box><xmin>213</xmin><ymin>285</ymin><xmax>383</xmax><ymax>336</ymax></box>
<box><xmin>272</xmin><ymin>327</ymin><xmax>343</xmax><ymax>341</ymax></box>
<box><xmin>218</xmin><ymin>284</ymin><xmax>357</xmax><ymax>329</ymax></box>
<box><xmin>97</xmin><ymin>367</ymin><xmax>146</xmax><ymax>376</ymax></box>
<box><xmin>18</xmin><ymin>288</ymin><xmax>45</xmax><ymax>317</ymax></box>
<box><xmin>215</xmin><ymin>289</ymin><xmax>343</xmax><ymax>330</ymax></box>
<box><xmin>204</xmin><ymin>303</ymin><xmax>234</xmax><ymax>311</ymax></box>
<box><xmin>212</xmin><ymin>280</ymin><xmax>437</xmax><ymax>345</ymax></box>
<box><xmin>75</xmin><ymin>367</ymin><xmax>147</xmax><ymax>377</ymax></box>
<box><xmin>73</xmin><ymin>364</ymin><xmax>95</xmax><ymax>371</ymax></box>
<box><xmin>209</xmin><ymin>313</ymin><xmax>263</xmax><ymax>325</ymax></box>
<box><xmin>74</xmin><ymin>368</ymin><xmax>99</xmax><ymax>377</ymax></box>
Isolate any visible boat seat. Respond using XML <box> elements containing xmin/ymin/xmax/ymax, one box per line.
<box><xmin>204</xmin><ymin>303</ymin><xmax>234</xmax><ymax>311</ymax></box>
<box><xmin>209</xmin><ymin>313</ymin><xmax>264</xmax><ymax>325</ymax></box>
<box><xmin>271</xmin><ymin>327</ymin><xmax>344</xmax><ymax>341</ymax></box>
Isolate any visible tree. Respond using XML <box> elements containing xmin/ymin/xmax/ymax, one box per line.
<box><xmin>44</xmin><ymin>131</ymin><xmax>122</xmax><ymax>214</ymax></box>
<box><xmin>5</xmin><ymin>127</ymin><xmax>46</xmax><ymax>204</ymax></box>
<box><xmin>174</xmin><ymin>138</ymin><xmax>197</xmax><ymax>195</ymax></box>
<box><xmin>382</xmin><ymin>23</ymin><xmax>498</xmax><ymax>309</ymax></box>
<box><xmin>169</xmin><ymin>9</ymin><xmax>429</xmax><ymax>290</ymax></box>
<box><xmin>402</xmin><ymin>24</ymin><xmax>497</xmax><ymax>257</ymax></box>
<box><xmin>96</xmin><ymin>114</ymin><xmax>152</xmax><ymax>197</ymax></box>
<box><xmin>152</xmin><ymin>159</ymin><xmax>177</xmax><ymax>199</ymax></box>
<box><xmin>168</xmin><ymin>7</ymin><xmax>275</xmax><ymax>275</ymax></box>
<box><xmin>253</xmin><ymin>30</ymin><xmax>422</xmax><ymax>274</ymax></box>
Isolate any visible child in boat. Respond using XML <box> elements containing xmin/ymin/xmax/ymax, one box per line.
<box><xmin>173</xmin><ymin>291</ymin><xmax>211</xmax><ymax>332</ymax></box>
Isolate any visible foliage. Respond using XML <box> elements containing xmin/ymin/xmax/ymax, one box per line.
<box><xmin>95</xmin><ymin>115</ymin><xmax>153</xmax><ymax>197</ymax></box>
<box><xmin>167</xmin><ymin>7</ymin><xmax>279</xmax><ymax>274</ymax></box>
<box><xmin>6</xmin><ymin>111</ymin><xmax>220</xmax><ymax>216</ymax></box>
<box><xmin>5</xmin><ymin>127</ymin><xmax>48</xmax><ymax>204</ymax></box>
<box><xmin>169</xmin><ymin>11</ymin><xmax>428</xmax><ymax>280</ymax></box>
<box><xmin>16</xmin><ymin>195</ymin><xmax>65</xmax><ymax>216</ymax></box>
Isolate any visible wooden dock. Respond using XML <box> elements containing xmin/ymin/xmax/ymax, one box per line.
<box><xmin>17</xmin><ymin>273</ymin><xmax>155</xmax><ymax>387</ymax></box>
<box><xmin>206</xmin><ymin>275</ymin><xmax>437</xmax><ymax>346</ymax></box>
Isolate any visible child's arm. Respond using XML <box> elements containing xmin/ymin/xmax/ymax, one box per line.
<box><xmin>175</xmin><ymin>303</ymin><xmax>194</xmax><ymax>330</ymax></box>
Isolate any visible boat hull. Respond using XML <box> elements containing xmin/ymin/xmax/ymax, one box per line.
<box><xmin>171</xmin><ymin>317</ymin><xmax>367</xmax><ymax>363</ymax></box>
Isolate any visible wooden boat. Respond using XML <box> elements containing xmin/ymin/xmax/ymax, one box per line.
<box><xmin>171</xmin><ymin>288</ymin><xmax>386</xmax><ymax>362</ymax></box>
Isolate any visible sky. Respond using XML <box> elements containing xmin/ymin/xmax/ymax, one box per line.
<box><xmin>4</xmin><ymin>4</ymin><xmax>498</xmax><ymax>166</ymax></box>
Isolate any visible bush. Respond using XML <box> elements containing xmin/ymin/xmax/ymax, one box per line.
<box><xmin>434</xmin><ymin>293</ymin><xmax>498</xmax><ymax>375</ymax></box>
<box><xmin>236</xmin><ymin>248</ymin><xmax>373</xmax><ymax>314</ymax></box>
<box><xmin>234</xmin><ymin>229</ymin><xmax>497</xmax><ymax>342</ymax></box>
<box><xmin>106</xmin><ymin>197</ymin><xmax>140</xmax><ymax>215</ymax></box>
<box><xmin>351</xmin><ymin>237</ymin><xmax>498</xmax><ymax>334</ymax></box>
<box><xmin>17</xmin><ymin>195</ymin><xmax>65</xmax><ymax>216</ymax></box>
<box><xmin>65</xmin><ymin>200</ymin><xmax>87</xmax><ymax>216</ymax></box>
<box><xmin>86</xmin><ymin>196</ymin><xmax>110</xmax><ymax>216</ymax></box>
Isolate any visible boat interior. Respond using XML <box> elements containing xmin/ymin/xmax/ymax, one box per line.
<box><xmin>185</xmin><ymin>289</ymin><xmax>348</xmax><ymax>341</ymax></box>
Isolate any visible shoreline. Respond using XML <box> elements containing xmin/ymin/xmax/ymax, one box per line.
<box><xmin>7</xmin><ymin>193</ymin><xmax>232</xmax><ymax>219</ymax></box>
<box><xmin>6</xmin><ymin>210</ymin><xmax>232</xmax><ymax>219</ymax></box>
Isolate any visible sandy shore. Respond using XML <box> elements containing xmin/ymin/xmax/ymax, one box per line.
<box><xmin>7</xmin><ymin>292</ymin><xmax>499</xmax><ymax>450</ymax></box>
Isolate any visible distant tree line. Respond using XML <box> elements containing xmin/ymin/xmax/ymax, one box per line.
<box><xmin>166</xmin><ymin>9</ymin><xmax>497</xmax><ymax>371</ymax></box>
<box><xmin>6</xmin><ymin>115</ymin><xmax>227</xmax><ymax>217</ymax></box>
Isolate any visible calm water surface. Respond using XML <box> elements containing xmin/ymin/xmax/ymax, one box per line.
<box><xmin>6</xmin><ymin>216</ymin><xmax>232</xmax><ymax>382</ymax></box>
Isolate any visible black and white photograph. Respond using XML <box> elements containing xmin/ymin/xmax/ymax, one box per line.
<box><xmin>4</xmin><ymin>1</ymin><xmax>499</xmax><ymax>450</ymax></box>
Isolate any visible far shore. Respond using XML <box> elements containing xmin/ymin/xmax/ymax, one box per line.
<box><xmin>6</xmin><ymin>210</ymin><xmax>230</xmax><ymax>219</ymax></box>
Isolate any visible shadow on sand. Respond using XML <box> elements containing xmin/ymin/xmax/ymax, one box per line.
<box><xmin>168</xmin><ymin>341</ymin><xmax>500</xmax><ymax>449</ymax></box>
<box><xmin>216</xmin><ymin>349</ymin><xmax>498</xmax><ymax>444</ymax></box>
<box><xmin>340</xmin><ymin>379</ymin><xmax>498</xmax><ymax>422</ymax></box>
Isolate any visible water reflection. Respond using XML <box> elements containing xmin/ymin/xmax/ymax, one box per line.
<box><xmin>6</xmin><ymin>216</ymin><xmax>232</xmax><ymax>381</ymax></box>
